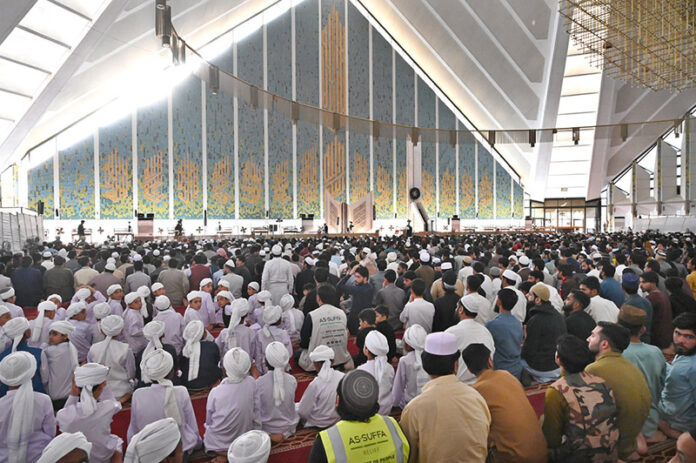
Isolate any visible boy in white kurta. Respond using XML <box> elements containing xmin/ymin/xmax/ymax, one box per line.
<box><xmin>72</xmin><ymin>287</ymin><xmax>107</xmax><ymax>325</ymax></box>
<box><xmin>255</xmin><ymin>342</ymin><xmax>299</xmax><ymax>441</ymax></box>
<box><xmin>279</xmin><ymin>294</ymin><xmax>304</xmax><ymax>342</ymax></box>
<box><xmin>106</xmin><ymin>284</ymin><xmax>124</xmax><ymax>317</ymax></box>
<box><xmin>47</xmin><ymin>294</ymin><xmax>66</xmax><ymax>320</ymax></box>
<box><xmin>128</xmin><ymin>349</ymin><xmax>202</xmax><ymax>453</ymax></box>
<box><xmin>0</xmin><ymin>351</ymin><xmax>56</xmax><ymax>463</ymax></box>
<box><xmin>55</xmin><ymin>363</ymin><xmax>123</xmax><ymax>463</ymax></box>
<box><xmin>123</xmin><ymin>292</ymin><xmax>148</xmax><ymax>353</ymax></box>
<box><xmin>251</xmin><ymin>305</ymin><xmax>292</xmax><ymax>377</ymax></box>
<box><xmin>65</xmin><ymin>302</ymin><xmax>93</xmax><ymax>363</ymax></box>
<box><xmin>200</xmin><ymin>278</ymin><xmax>223</xmax><ymax>325</ymax></box>
<box><xmin>152</xmin><ymin>295</ymin><xmax>185</xmax><ymax>354</ymax></box>
<box><xmin>357</xmin><ymin>330</ymin><xmax>395</xmax><ymax>415</ymax></box>
<box><xmin>183</xmin><ymin>291</ymin><xmax>214</xmax><ymax>337</ymax></box>
<box><xmin>296</xmin><ymin>345</ymin><xmax>344</xmax><ymax>429</ymax></box>
<box><xmin>42</xmin><ymin>320</ymin><xmax>78</xmax><ymax>408</ymax></box>
<box><xmin>392</xmin><ymin>324</ymin><xmax>430</xmax><ymax>409</ymax></box>
<box><xmin>90</xmin><ymin>302</ymin><xmax>112</xmax><ymax>344</ymax></box>
<box><xmin>28</xmin><ymin>301</ymin><xmax>57</xmax><ymax>348</ymax></box>
<box><xmin>0</xmin><ymin>288</ymin><xmax>24</xmax><ymax>318</ymax></box>
<box><xmin>216</xmin><ymin>298</ymin><xmax>254</xmax><ymax>359</ymax></box>
<box><xmin>204</xmin><ymin>348</ymin><xmax>261</xmax><ymax>456</ymax></box>
<box><xmin>87</xmin><ymin>315</ymin><xmax>135</xmax><ymax>401</ymax></box>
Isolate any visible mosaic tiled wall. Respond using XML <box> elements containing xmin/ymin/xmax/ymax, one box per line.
<box><xmin>26</xmin><ymin>0</ymin><xmax>522</xmax><ymax>222</ymax></box>
<box><xmin>28</xmin><ymin>157</ymin><xmax>53</xmax><ymax>218</ymax></box>
<box><xmin>514</xmin><ymin>181</ymin><xmax>524</xmax><ymax>218</ymax></box>
<box><xmin>99</xmin><ymin>115</ymin><xmax>132</xmax><ymax>219</ymax></box>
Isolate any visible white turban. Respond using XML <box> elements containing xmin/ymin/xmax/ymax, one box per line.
<box><xmin>265</xmin><ymin>342</ymin><xmax>289</xmax><ymax>407</ymax></box>
<box><xmin>257</xmin><ymin>290</ymin><xmax>272</xmax><ymax>303</ymax></box>
<box><xmin>124</xmin><ymin>417</ymin><xmax>181</xmax><ymax>463</ymax></box>
<box><xmin>222</xmin><ymin>348</ymin><xmax>251</xmax><ymax>384</ymax></box>
<box><xmin>74</xmin><ymin>363</ymin><xmax>109</xmax><ymax>416</ymax></box>
<box><xmin>137</xmin><ymin>286</ymin><xmax>150</xmax><ymax>298</ymax></box>
<box><xmin>261</xmin><ymin>305</ymin><xmax>282</xmax><ymax>337</ymax></box>
<box><xmin>199</xmin><ymin>278</ymin><xmax>213</xmax><ymax>289</ymax></box>
<box><xmin>279</xmin><ymin>294</ymin><xmax>297</xmax><ymax>331</ymax></box>
<box><xmin>309</xmin><ymin>345</ymin><xmax>335</xmax><ymax>381</ymax></box>
<box><xmin>30</xmin><ymin>301</ymin><xmax>56</xmax><ymax>344</ymax></box>
<box><xmin>502</xmin><ymin>269</ymin><xmax>521</xmax><ymax>287</ymax></box>
<box><xmin>1</xmin><ymin>287</ymin><xmax>15</xmax><ymax>300</ymax></box>
<box><xmin>107</xmin><ymin>285</ymin><xmax>122</xmax><ymax>297</ymax></box>
<box><xmin>387</xmin><ymin>252</ymin><xmax>397</xmax><ymax>262</ymax></box>
<box><xmin>217</xmin><ymin>291</ymin><xmax>233</xmax><ymax>303</ymax></box>
<box><xmin>0</xmin><ymin>352</ymin><xmax>36</xmax><ymax>463</ymax></box>
<box><xmin>365</xmin><ymin>330</ymin><xmax>389</xmax><ymax>384</ymax></box>
<box><xmin>154</xmin><ymin>295</ymin><xmax>171</xmax><ymax>311</ymax></box>
<box><xmin>218</xmin><ymin>279</ymin><xmax>231</xmax><ymax>289</ymax></box>
<box><xmin>226</xmin><ymin>299</ymin><xmax>249</xmax><ymax>349</ymax></box>
<box><xmin>227</xmin><ymin>430</ymin><xmax>271</xmax><ymax>463</ymax></box>
<box><xmin>271</xmin><ymin>244</ymin><xmax>282</xmax><ymax>256</ymax></box>
<box><xmin>75</xmin><ymin>288</ymin><xmax>91</xmax><ymax>301</ymax></box>
<box><xmin>94</xmin><ymin>315</ymin><xmax>124</xmax><ymax>364</ymax></box>
<box><xmin>37</xmin><ymin>432</ymin><xmax>92</xmax><ymax>463</ymax></box>
<box><xmin>151</xmin><ymin>282</ymin><xmax>164</xmax><ymax>293</ymax></box>
<box><xmin>47</xmin><ymin>294</ymin><xmax>62</xmax><ymax>304</ymax></box>
<box><xmin>3</xmin><ymin>317</ymin><xmax>29</xmax><ymax>351</ymax></box>
<box><xmin>182</xmin><ymin>320</ymin><xmax>204</xmax><ymax>381</ymax></box>
<box><xmin>141</xmin><ymin>349</ymin><xmax>181</xmax><ymax>424</ymax></box>
<box><xmin>186</xmin><ymin>291</ymin><xmax>202</xmax><ymax>303</ymax></box>
<box><xmin>403</xmin><ymin>324</ymin><xmax>428</xmax><ymax>390</ymax></box>
<box><xmin>124</xmin><ymin>292</ymin><xmax>140</xmax><ymax>305</ymax></box>
<box><xmin>93</xmin><ymin>302</ymin><xmax>111</xmax><ymax>320</ymax></box>
<box><xmin>140</xmin><ymin>320</ymin><xmax>165</xmax><ymax>384</ymax></box>
<box><xmin>48</xmin><ymin>321</ymin><xmax>78</xmax><ymax>369</ymax></box>
<box><xmin>66</xmin><ymin>301</ymin><xmax>86</xmax><ymax>320</ymax></box>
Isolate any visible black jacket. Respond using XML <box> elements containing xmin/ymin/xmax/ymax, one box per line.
<box><xmin>432</xmin><ymin>291</ymin><xmax>459</xmax><ymax>332</ymax></box>
<box><xmin>522</xmin><ymin>302</ymin><xmax>567</xmax><ymax>371</ymax></box>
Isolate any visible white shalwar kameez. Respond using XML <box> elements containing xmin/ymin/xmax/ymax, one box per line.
<box><xmin>255</xmin><ymin>371</ymin><xmax>299</xmax><ymax>436</ymax></box>
<box><xmin>296</xmin><ymin>368</ymin><xmax>344</xmax><ymax>428</ymax></box>
<box><xmin>251</xmin><ymin>326</ymin><xmax>292</xmax><ymax>375</ymax></box>
<box><xmin>357</xmin><ymin>359</ymin><xmax>395</xmax><ymax>416</ymax></box>
<box><xmin>153</xmin><ymin>308</ymin><xmax>185</xmax><ymax>354</ymax></box>
<box><xmin>0</xmin><ymin>389</ymin><xmax>55</xmax><ymax>462</ymax></box>
<box><xmin>204</xmin><ymin>377</ymin><xmax>261</xmax><ymax>452</ymax></box>
<box><xmin>87</xmin><ymin>340</ymin><xmax>135</xmax><ymax>399</ymax></box>
<box><xmin>123</xmin><ymin>308</ymin><xmax>147</xmax><ymax>353</ymax></box>
<box><xmin>42</xmin><ymin>342</ymin><xmax>78</xmax><ymax>400</ymax></box>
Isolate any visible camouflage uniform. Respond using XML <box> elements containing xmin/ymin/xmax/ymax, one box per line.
<box><xmin>548</xmin><ymin>371</ymin><xmax>619</xmax><ymax>463</ymax></box>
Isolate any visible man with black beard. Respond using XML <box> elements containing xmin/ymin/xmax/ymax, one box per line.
<box><xmin>562</xmin><ymin>289</ymin><xmax>595</xmax><ymax>341</ymax></box>
<box><xmin>658</xmin><ymin>312</ymin><xmax>696</xmax><ymax>439</ymax></box>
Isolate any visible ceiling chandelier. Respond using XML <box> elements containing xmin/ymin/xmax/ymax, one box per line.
<box><xmin>559</xmin><ymin>0</ymin><xmax>696</xmax><ymax>92</ymax></box>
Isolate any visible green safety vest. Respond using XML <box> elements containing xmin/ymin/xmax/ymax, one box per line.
<box><xmin>319</xmin><ymin>415</ymin><xmax>410</xmax><ymax>463</ymax></box>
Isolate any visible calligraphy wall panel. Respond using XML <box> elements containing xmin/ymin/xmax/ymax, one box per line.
<box><xmin>59</xmin><ymin>137</ymin><xmax>94</xmax><ymax>220</ymax></box>
<box><xmin>438</xmin><ymin>102</ymin><xmax>456</xmax><ymax>218</ymax></box>
<box><xmin>172</xmin><ymin>76</ymin><xmax>203</xmax><ymax>219</ymax></box>
<box><xmin>372</xmin><ymin>33</ymin><xmax>393</xmax><ymax>219</ymax></box>
<box><xmin>347</xmin><ymin>3</ymin><xmax>369</xmax><ymax>204</ymax></box>
<box><xmin>28</xmin><ymin>157</ymin><xmax>53</xmax><ymax>219</ymax></box>
<box><xmin>295</xmin><ymin>0</ymin><xmax>320</xmax><ymax>216</ymax></box>
<box><xmin>237</xmin><ymin>29</ymin><xmax>265</xmax><ymax>219</ymax></box>
<box><xmin>514</xmin><ymin>181</ymin><xmax>524</xmax><ymax>218</ymax></box>
<box><xmin>394</xmin><ymin>54</ymin><xmax>413</xmax><ymax>219</ymax></box>
<box><xmin>459</xmin><ymin>132</ymin><xmax>476</xmax><ymax>219</ymax></box>
<box><xmin>418</xmin><ymin>78</ymin><xmax>436</xmax><ymax>220</ymax></box>
<box><xmin>268</xmin><ymin>14</ymin><xmax>293</xmax><ymax>219</ymax></box>
<box><xmin>496</xmin><ymin>161</ymin><xmax>511</xmax><ymax>219</ymax></box>
<box><xmin>99</xmin><ymin>115</ymin><xmax>132</xmax><ymax>219</ymax></box>
<box><xmin>478</xmin><ymin>143</ymin><xmax>494</xmax><ymax>219</ymax></box>
<box><xmin>137</xmin><ymin>100</ymin><xmax>169</xmax><ymax>219</ymax></box>
<box><xmin>206</xmin><ymin>48</ymin><xmax>235</xmax><ymax>219</ymax></box>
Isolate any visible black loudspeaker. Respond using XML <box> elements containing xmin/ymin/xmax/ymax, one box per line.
<box><xmin>204</xmin><ymin>209</ymin><xmax>207</xmax><ymax>226</ymax></box>
<box><xmin>37</xmin><ymin>200</ymin><xmax>44</xmax><ymax>215</ymax></box>
<box><xmin>137</xmin><ymin>213</ymin><xmax>145</xmax><ymax>220</ymax></box>
<box><xmin>409</xmin><ymin>187</ymin><xmax>421</xmax><ymax>201</ymax></box>
<box><xmin>55</xmin><ymin>208</ymin><xmax>59</xmax><ymax>218</ymax></box>
<box><xmin>373</xmin><ymin>205</ymin><xmax>376</xmax><ymax>220</ymax></box>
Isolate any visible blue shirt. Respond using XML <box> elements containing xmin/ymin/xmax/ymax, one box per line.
<box><xmin>625</xmin><ymin>294</ymin><xmax>654</xmax><ymax>344</ymax></box>
<box><xmin>0</xmin><ymin>342</ymin><xmax>46</xmax><ymax>397</ymax></box>
<box><xmin>337</xmin><ymin>276</ymin><xmax>375</xmax><ymax>335</ymax></box>
<box><xmin>600</xmin><ymin>277</ymin><xmax>625</xmax><ymax>308</ymax></box>
<box><xmin>658</xmin><ymin>353</ymin><xmax>696</xmax><ymax>432</ymax></box>
<box><xmin>485</xmin><ymin>312</ymin><xmax>523</xmax><ymax>378</ymax></box>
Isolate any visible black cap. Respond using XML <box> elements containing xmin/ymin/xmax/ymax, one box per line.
<box><xmin>339</xmin><ymin>370</ymin><xmax>379</xmax><ymax>416</ymax></box>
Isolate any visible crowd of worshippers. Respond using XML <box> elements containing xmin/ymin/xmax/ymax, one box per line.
<box><xmin>0</xmin><ymin>231</ymin><xmax>695</xmax><ymax>462</ymax></box>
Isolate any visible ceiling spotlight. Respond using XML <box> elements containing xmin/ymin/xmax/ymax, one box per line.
<box><xmin>156</xmin><ymin>0</ymin><xmax>166</xmax><ymax>10</ymax></box>
<box><xmin>572</xmin><ymin>127</ymin><xmax>580</xmax><ymax>145</ymax></box>
<box><xmin>160</xmin><ymin>5</ymin><xmax>172</xmax><ymax>48</ymax></box>
<box><xmin>209</xmin><ymin>65</ymin><xmax>219</xmax><ymax>95</ymax></box>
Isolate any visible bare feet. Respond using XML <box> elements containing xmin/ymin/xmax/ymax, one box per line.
<box><xmin>646</xmin><ymin>430</ymin><xmax>667</xmax><ymax>443</ymax></box>
<box><xmin>636</xmin><ymin>434</ymin><xmax>648</xmax><ymax>455</ymax></box>
<box><xmin>269</xmin><ymin>433</ymin><xmax>285</xmax><ymax>444</ymax></box>
<box><xmin>659</xmin><ymin>419</ymin><xmax>684</xmax><ymax>440</ymax></box>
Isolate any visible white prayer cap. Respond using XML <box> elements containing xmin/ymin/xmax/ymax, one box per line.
<box><xmin>502</xmin><ymin>269</ymin><xmax>521</xmax><ymax>285</ymax></box>
<box><xmin>151</xmin><ymin>282</ymin><xmax>164</xmax><ymax>292</ymax></box>
<box><xmin>66</xmin><ymin>301</ymin><xmax>86</xmax><ymax>319</ymax></box>
<box><xmin>272</xmin><ymin>245</ymin><xmax>282</xmax><ymax>256</ymax></box>
<box><xmin>3</xmin><ymin>317</ymin><xmax>29</xmax><ymax>351</ymax></box>
<box><xmin>265</xmin><ymin>342</ymin><xmax>289</xmax><ymax>406</ymax></box>
<box><xmin>132</xmin><ymin>253</ymin><xmax>143</xmax><ymax>262</ymax></box>
<box><xmin>309</xmin><ymin>345</ymin><xmax>335</xmax><ymax>381</ymax></box>
<box><xmin>459</xmin><ymin>294</ymin><xmax>485</xmax><ymax>314</ymax></box>
<box><xmin>304</xmin><ymin>257</ymin><xmax>315</xmax><ymax>266</ymax></box>
<box><xmin>93</xmin><ymin>302</ymin><xmax>111</xmax><ymax>320</ymax></box>
<box><xmin>424</xmin><ymin>332</ymin><xmax>458</xmax><ymax>356</ymax></box>
<box><xmin>42</xmin><ymin>250</ymin><xmax>52</xmax><ymax>258</ymax></box>
<box><xmin>257</xmin><ymin>290</ymin><xmax>272</xmax><ymax>303</ymax></box>
<box><xmin>75</xmin><ymin>287</ymin><xmax>91</xmax><ymax>301</ymax></box>
<box><xmin>216</xmin><ymin>290</ymin><xmax>233</xmax><ymax>302</ymax></box>
<box><xmin>0</xmin><ymin>351</ymin><xmax>37</xmax><ymax>462</ymax></box>
<box><xmin>364</xmin><ymin>330</ymin><xmax>389</xmax><ymax>357</ymax></box>
<box><xmin>163</xmin><ymin>255</ymin><xmax>171</xmax><ymax>262</ymax></box>
<box><xmin>107</xmin><ymin>284</ymin><xmax>122</xmax><ymax>296</ymax></box>
<box><xmin>111</xmin><ymin>252</ymin><xmax>119</xmax><ymax>258</ymax></box>
<box><xmin>182</xmin><ymin>320</ymin><xmax>204</xmax><ymax>381</ymax></box>
<box><xmin>519</xmin><ymin>256</ymin><xmax>530</xmax><ymax>266</ymax></box>
<box><xmin>186</xmin><ymin>291</ymin><xmax>202</xmax><ymax>302</ymax></box>
<box><xmin>141</xmin><ymin>348</ymin><xmax>174</xmax><ymax>382</ymax></box>
<box><xmin>218</xmin><ymin>279</ymin><xmax>231</xmax><ymax>289</ymax></box>
<box><xmin>107</xmin><ymin>257</ymin><xmax>117</xmax><ymax>264</ymax></box>
<box><xmin>125</xmin><ymin>417</ymin><xmax>181</xmax><ymax>463</ymax></box>
<box><xmin>154</xmin><ymin>295</ymin><xmax>171</xmax><ymax>311</ymax></box>
<box><xmin>362</xmin><ymin>247</ymin><xmax>371</xmax><ymax>254</ymax></box>
<box><xmin>105</xmin><ymin>262</ymin><xmax>117</xmax><ymax>272</ymax></box>
<box><xmin>74</xmin><ymin>363</ymin><xmax>109</xmax><ymax>415</ymax></box>
<box><xmin>137</xmin><ymin>286</ymin><xmax>150</xmax><ymax>298</ymax></box>
<box><xmin>100</xmin><ymin>315</ymin><xmax>124</xmax><ymax>337</ymax></box>
<box><xmin>419</xmin><ymin>250</ymin><xmax>430</xmax><ymax>262</ymax></box>
<box><xmin>262</xmin><ymin>305</ymin><xmax>282</xmax><ymax>331</ymax></box>
<box><xmin>47</xmin><ymin>293</ymin><xmax>62</xmax><ymax>303</ymax></box>
<box><xmin>441</xmin><ymin>262</ymin><xmax>453</xmax><ymax>271</ymax></box>
<box><xmin>403</xmin><ymin>324</ymin><xmax>427</xmax><ymax>368</ymax></box>
<box><xmin>227</xmin><ymin>430</ymin><xmax>271</xmax><ymax>463</ymax></box>
<box><xmin>248</xmin><ymin>282</ymin><xmax>260</xmax><ymax>292</ymax></box>
<box><xmin>386</xmin><ymin>252</ymin><xmax>397</xmax><ymax>262</ymax></box>
<box><xmin>38</xmin><ymin>432</ymin><xmax>92</xmax><ymax>463</ymax></box>
<box><xmin>58</xmin><ymin>248</ymin><xmax>68</xmax><ymax>258</ymax></box>
<box><xmin>279</xmin><ymin>294</ymin><xmax>294</xmax><ymax>312</ymax></box>
<box><xmin>153</xmin><ymin>249</ymin><xmax>161</xmax><ymax>256</ymax></box>
<box><xmin>223</xmin><ymin>347</ymin><xmax>251</xmax><ymax>383</ymax></box>
<box><xmin>124</xmin><ymin>292</ymin><xmax>140</xmax><ymax>305</ymax></box>
<box><xmin>199</xmin><ymin>278</ymin><xmax>213</xmax><ymax>288</ymax></box>
<box><xmin>49</xmin><ymin>320</ymin><xmax>74</xmax><ymax>335</ymax></box>
<box><xmin>0</xmin><ymin>287</ymin><xmax>15</xmax><ymax>300</ymax></box>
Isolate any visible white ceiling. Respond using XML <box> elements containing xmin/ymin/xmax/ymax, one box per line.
<box><xmin>1</xmin><ymin>0</ymin><xmax>693</xmax><ymax>200</ymax></box>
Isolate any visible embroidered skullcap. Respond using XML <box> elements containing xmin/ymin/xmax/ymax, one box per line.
<box><xmin>338</xmin><ymin>369</ymin><xmax>379</xmax><ymax>416</ymax></box>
